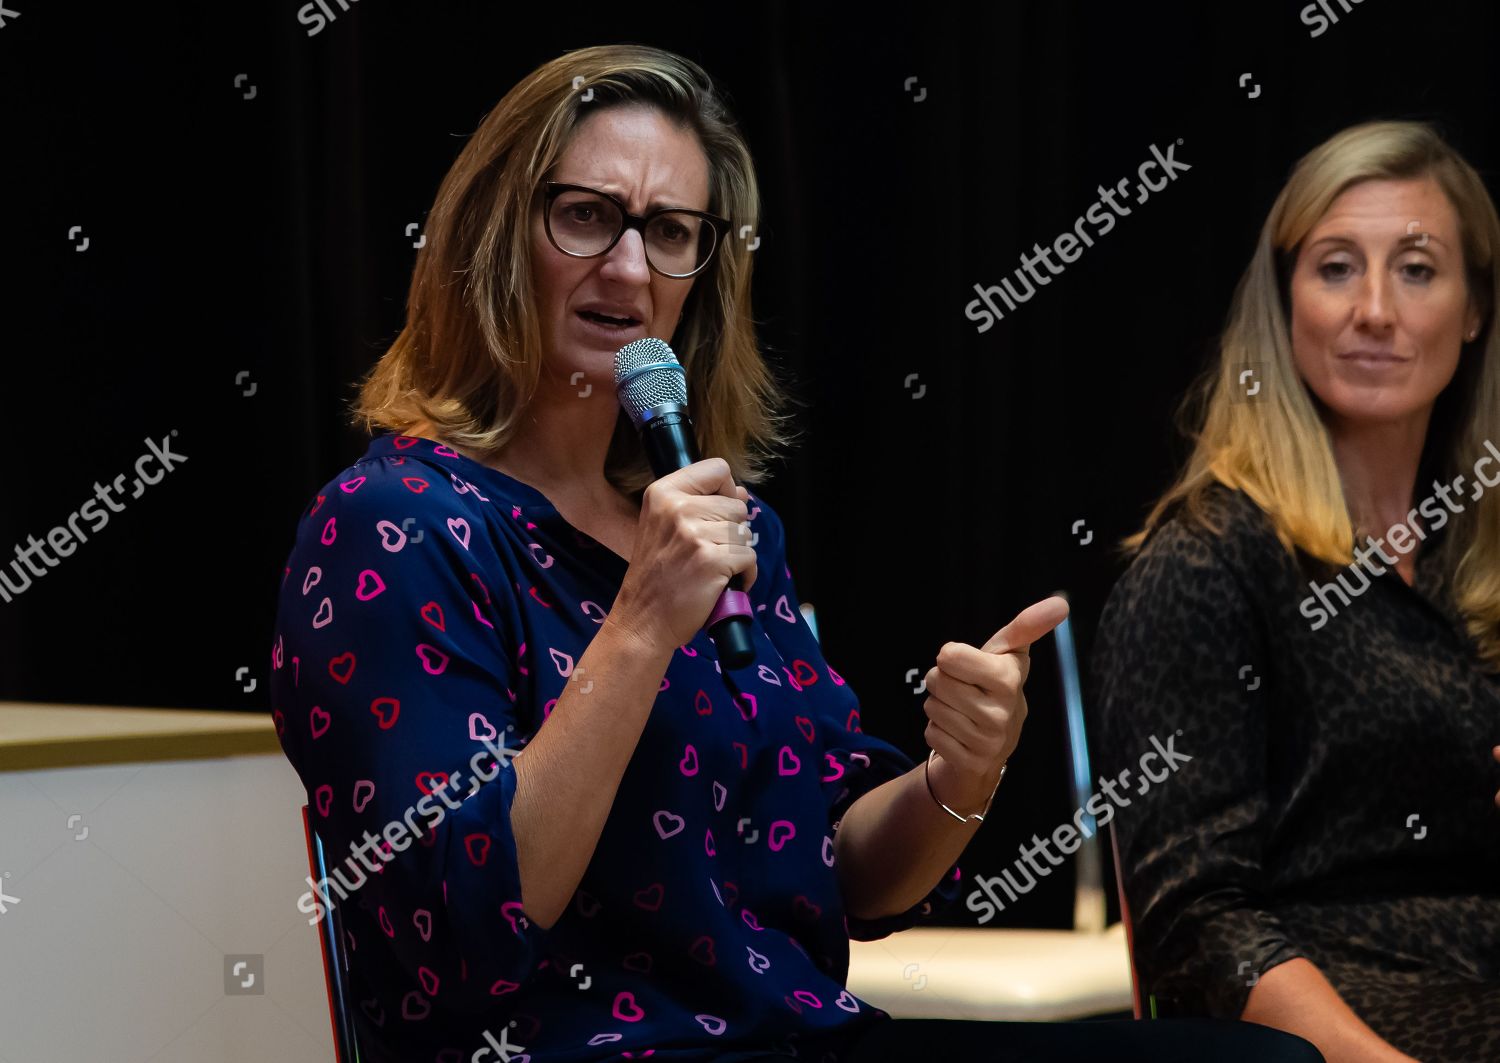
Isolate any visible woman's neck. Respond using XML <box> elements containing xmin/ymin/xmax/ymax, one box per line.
<box><xmin>1327</xmin><ymin>410</ymin><xmax>1431</xmax><ymax>536</ymax></box>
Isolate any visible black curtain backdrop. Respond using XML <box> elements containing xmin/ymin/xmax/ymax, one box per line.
<box><xmin>5</xmin><ymin>0</ymin><xmax>1496</xmax><ymax>930</ymax></box>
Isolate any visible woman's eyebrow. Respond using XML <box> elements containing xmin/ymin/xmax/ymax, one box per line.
<box><xmin>591</xmin><ymin>185</ymin><xmax>691</xmax><ymax>212</ymax></box>
<box><xmin>1305</xmin><ymin>232</ymin><xmax>1451</xmax><ymax>252</ymax></box>
<box><xmin>1395</xmin><ymin>230</ymin><xmax>1450</xmax><ymax>251</ymax></box>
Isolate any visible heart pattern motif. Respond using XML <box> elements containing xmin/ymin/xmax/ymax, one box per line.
<box><xmin>351</xmin><ymin>778</ymin><xmax>375</xmax><ymax>812</ymax></box>
<box><xmin>400</xmin><ymin>990</ymin><xmax>430</xmax><ymax>1021</ymax></box>
<box><xmin>269</xmin><ymin>435</ymin><xmax>943</xmax><ymax>1048</ymax></box>
<box><xmin>354</xmin><ymin>569</ymin><xmax>385</xmax><ymax>601</ymax></box>
<box><xmin>369</xmin><ymin>697</ymin><xmax>399</xmax><ymax>729</ymax></box>
<box><xmin>633</xmin><ymin>883</ymin><xmax>664</xmax><ymax>911</ymax></box>
<box><xmin>768</xmin><ymin>819</ymin><xmax>796</xmax><ymax>852</ymax></box>
<box><xmin>652</xmin><ymin>810</ymin><xmax>684</xmax><ymax>840</ymax></box>
<box><xmin>612</xmin><ymin>991</ymin><xmax>645</xmax><ymax>1022</ymax></box>
<box><xmin>689</xmin><ymin>935</ymin><xmax>716</xmax><ymax>965</ymax></box>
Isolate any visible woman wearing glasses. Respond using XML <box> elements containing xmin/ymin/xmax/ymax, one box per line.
<box><xmin>269</xmin><ymin>44</ymin><xmax>1320</xmax><ymax>1063</ymax></box>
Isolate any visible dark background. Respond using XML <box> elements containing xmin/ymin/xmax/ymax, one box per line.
<box><xmin>4</xmin><ymin>0</ymin><xmax>1496</xmax><ymax>929</ymax></box>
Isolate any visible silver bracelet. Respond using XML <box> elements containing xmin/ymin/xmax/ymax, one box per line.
<box><xmin>925</xmin><ymin>748</ymin><xmax>1005</xmax><ymax>824</ymax></box>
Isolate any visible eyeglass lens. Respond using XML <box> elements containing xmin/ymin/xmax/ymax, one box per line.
<box><xmin>549</xmin><ymin>189</ymin><xmax>716</xmax><ymax>276</ymax></box>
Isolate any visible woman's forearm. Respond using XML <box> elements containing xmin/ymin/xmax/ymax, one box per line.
<box><xmin>1241</xmin><ymin>957</ymin><xmax>1420</xmax><ymax>1063</ymax></box>
<box><xmin>509</xmin><ymin>617</ymin><xmax>676</xmax><ymax>930</ymax></box>
<box><xmin>834</xmin><ymin>753</ymin><xmax>990</xmax><ymax>921</ymax></box>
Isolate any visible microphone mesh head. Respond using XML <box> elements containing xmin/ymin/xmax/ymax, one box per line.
<box><xmin>615</xmin><ymin>337</ymin><xmax>688</xmax><ymax>428</ymax></box>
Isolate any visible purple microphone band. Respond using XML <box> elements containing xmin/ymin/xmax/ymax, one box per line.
<box><xmin>706</xmin><ymin>589</ymin><xmax>753</xmax><ymax>629</ymax></box>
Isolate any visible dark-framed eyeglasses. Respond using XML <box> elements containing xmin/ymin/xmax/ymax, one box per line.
<box><xmin>540</xmin><ymin>181</ymin><xmax>731</xmax><ymax>279</ymax></box>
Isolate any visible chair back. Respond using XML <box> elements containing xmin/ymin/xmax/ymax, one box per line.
<box><xmin>300</xmin><ymin>804</ymin><xmax>361</xmax><ymax>1061</ymax></box>
<box><xmin>1050</xmin><ymin>597</ymin><xmax>1107</xmax><ymax>933</ymax></box>
<box><xmin>1108</xmin><ymin>824</ymin><xmax>1147</xmax><ymax>1019</ymax></box>
<box><xmin>1053</xmin><ymin>594</ymin><xmax>1152</xmax><ymax>1018</ymax></box>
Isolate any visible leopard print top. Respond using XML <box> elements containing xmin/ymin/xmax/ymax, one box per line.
<box><xmin>1089</xmin><ymin>480</ymin><xmax>1500</xmax><ymax>1062</ymax></box>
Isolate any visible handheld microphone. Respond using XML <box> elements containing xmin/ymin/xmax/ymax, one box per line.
<box><xmin>615</xmin><ymin>337</ymin><xmax>755</xmax><ymax>670</ymax></box>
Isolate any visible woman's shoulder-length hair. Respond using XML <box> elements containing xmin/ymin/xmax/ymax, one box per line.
<box><xmin>1122</xmin><ymin>119</ymin><xmax>1500</xmax><ymax>670</ymax></box>
<box><xmin>349</xmin><ymin>43</ymin><xmax>806</xmax><ymax>494</ymax></box>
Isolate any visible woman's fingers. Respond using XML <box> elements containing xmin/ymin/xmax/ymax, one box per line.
<box><xmin>979</xmin><ymin>595</ymin><xmax>1070</xmax><ymax>655</ymax></box>
<box><xmin>921</xmin><ymin>687</ymin><xmax>989</xmax><ymax>746</ymax></box>
<box><xmin>924</xmin><ymin>658</ymin><xmax>1025</xmax><ymax>761</ymax></box>
<box><xmin>935</xmin><ymin>641</ymin><xmax>1027</xmax><ymax>694</ymax></box>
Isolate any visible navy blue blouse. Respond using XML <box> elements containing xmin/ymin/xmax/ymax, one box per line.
<box><xmin>269</xmin><ymin>432</ymin><xmax>964</xmax><ymax>1063</ymax></box>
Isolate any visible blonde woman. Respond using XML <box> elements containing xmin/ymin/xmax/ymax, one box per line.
<box><xmin>1092</xmin><ymin>120</ymin><xmax>1500</xmax><ymax>1063</ymax></box>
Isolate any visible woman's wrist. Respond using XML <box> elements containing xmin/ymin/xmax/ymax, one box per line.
<box><xmin>601</xmin><ymin>609</ymin><xmax>676</xmax><ymax>665</ymax></box>
<box><xmin>925</xmin><ymin>749</ymin><xmax>1005</xmax><ymax>823</ymax></box>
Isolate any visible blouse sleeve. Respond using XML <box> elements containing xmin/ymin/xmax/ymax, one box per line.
<box><xmin>269</xmin><ymin>468</ymin><xmax>549</xmax><ymax>1016</ymax></box>
<box><xmin>1089</xmin><ymin>515</ymin><xmax>1305</xmax><ymax>1017</ymax></box>
<box><xmin>745</xmin><ymin>490</ymin><xmax>964</xmax><ymax>941</ymax></box>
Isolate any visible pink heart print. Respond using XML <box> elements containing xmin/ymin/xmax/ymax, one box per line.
<box><xmin>369</xmin><ymin>697</ymin><xmax>399</xmax><ymax>729</ymax></box>
<box><xmin>351</xmin><ymin>779</ymin><xmax>375</xmax><ymax>812</ymax></box>
<box><xmin>690</xmin><ymin>936</ymin><xmax>717</xmax><ymax>965</ymax></box>
<box><xmin>400</xmin><ymin>990</ymin><xmax>430</xmax><ymax>1021</ymax></box>
<box><xmin>354</xmin><ymin>569</ymin><xmax>386</xmax><ymax>601</ymax></box>
<box><xmin>653</xmin><ymin>810</ymin><xmax>685</xmax><ymax>840</ymax></box>
<box><xmin>415</xmin><ymin>644</ymin><xmax>449</xmax><ymax>675</ymax></box>
<box><xmin>612</xmin><ymin>991</ymin><xmax>645</xmax><ymax>1022</ymax></box>
<box><xmin>768</xmin><ymin>820</ymin><xmax>796</xmax><ymax>852</ymax></box>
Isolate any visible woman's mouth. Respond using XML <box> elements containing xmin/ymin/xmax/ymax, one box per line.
<box><xmin>1337</xmin><ymin>350</ymin><xmax>1408</xmax><ymax>370</ymax></box>
<box><xmin>578</xmin><ymin>310</ymin><xmax>642</xmax><ymax>329</ymax></box>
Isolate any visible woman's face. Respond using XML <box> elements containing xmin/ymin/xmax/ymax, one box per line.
<box><xmin>1289</xmin><ymin>175</ymin><xmax>1479</xmax><ymax>432</ymax></box>
<box><xmin>531</xmin><ymin>104</ymin><xmax>711</xmax><ymax>385</ymax></box>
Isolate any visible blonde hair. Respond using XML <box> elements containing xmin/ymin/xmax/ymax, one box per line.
<box><xmin>1124</xmin><ymin>120</ymin><xmax>1500</xmax><ymax>670</ymax></box>
<box><xmin>350</xmin><ymin>44</ymin><xmax>804</xmax><ymax>493</ymax></box>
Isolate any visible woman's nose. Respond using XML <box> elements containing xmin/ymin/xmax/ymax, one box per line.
<box><xmin>599</xmin><ymin>227</ymin><xmax>651</xmax><ymax>284</ymax></box>
<box><xmin>1353</xmin><ymin>272</ymin><xmax>1395</xmax><ymax>332</ymax></box>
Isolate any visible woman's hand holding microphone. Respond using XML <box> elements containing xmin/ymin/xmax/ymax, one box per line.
<box><xmin>607</xmin><ymin>457</ymin><xmax>758</xmax><ymax>657</ymax></box>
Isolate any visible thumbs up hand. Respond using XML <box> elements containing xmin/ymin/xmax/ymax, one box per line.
<box><xmin>920</xmin><ymin>595</ymin><xmax>1070</xmax><ymax>813</ymax></box>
